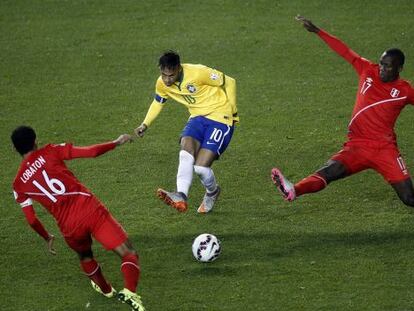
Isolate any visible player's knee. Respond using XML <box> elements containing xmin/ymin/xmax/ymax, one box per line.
<box><xmin>124</xmin><ymin>250</ymin><xmax>138</xmax><ymax>259</ymax></box>
<box><xmin>180</xmin><ymin>137</ymin><xmax>199</xmax><ymax>156</ymax></box>
<box><xmin>179</xmin><ymin>149</ymin><xmax>195</xmax><ymax>162</ymax></box>
<box><xmin>123</xmin><ymin>250</ymin><xmax>137</xmax><ymax>259</ymax></box>
<box><xmin>399</xmin><ymin>194</ymin><xmax>414</xmax><ymax>207</ymax></box>
<box><xmin>78</xmin><ymin>249</ymin><xmax>94</xmax><ymax>260</ymax></box>
<box><xmin>126</xmin><ymin>248</ymin><xmax>137</xmax><ymax>256</ymax></box>
<box><xmin>122</xmin><ymin>240</ymin><xmax>137</xmax><ymax>255</ymax></box>
<box><xmin>114</xmin><ymin>240</ymin><xmax>137</xmax><ymax>257</ymax></box>
<box><xmin>318</xmin><ymin>160</ymin><xmax>348</xmax><ymax>183</ymax></box>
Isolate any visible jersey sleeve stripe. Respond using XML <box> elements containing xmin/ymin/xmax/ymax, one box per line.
<box><xmin>155</xmin><ymin>94</ymin><xmax>167</xmax><ymax>103</ymax></box>
<box><xmin>20</xmin><ymin>198</ymin><xmax>33</xmax><ymax>208</ymax></box>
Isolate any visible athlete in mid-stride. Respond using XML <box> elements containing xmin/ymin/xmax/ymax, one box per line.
<box><xmin>135</xmin><ymin>51</ymin><xmax>238</xmax><ymax>213</ymax></box>
<box><xmin>11</xmin><ymin>126</ymin><xmax>145</xmax><ymax>311</ymax></box>
<box><xmin>272</xmin><ymin>16</ymin><xmax>414</xmax><ymax>206</ymax></box>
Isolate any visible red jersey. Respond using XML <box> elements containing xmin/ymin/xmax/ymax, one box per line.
<box><xmin>13</xmin><ymin>142</ymin><xmax>116</xmax><ymax>234</ymax></box>
<box><xmin>318</xmin><ymin>30</ymin><xmax>414</xmax><ymax>143</ymax></box>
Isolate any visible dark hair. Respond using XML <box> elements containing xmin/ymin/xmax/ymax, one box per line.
<box><xmin>385</xmin><ymin>48</ymin><xmax>405</xmax><ymax>67</ymax></box>
<box><xmin>11</xmin><ymin>126</ymin><xmax>36</xmax><ymax>155</ymax></box>
<box><xmin>158</xmin><ymin>50</ymin><xmax>180</xmax><ymax>69</ymax></box>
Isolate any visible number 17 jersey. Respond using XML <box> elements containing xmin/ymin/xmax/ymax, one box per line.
<box><xmin>12</xmin><ymin>143</ymin><xmax>108</xmax><ymax>234</ymax></box>
<box><xmin>317</xmin><ymin>29</ymin><xmax>414</xmax><ymax>143</ymax></box>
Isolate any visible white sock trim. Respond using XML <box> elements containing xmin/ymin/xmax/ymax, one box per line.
<box><xmin>85</xmin><ymin>264</ymin><xmax>100</xmax><ymax>276</ymax></box>
<box><xmin>121</xmin><ymin>261</ymin><xmax>140</xmax><ymax>270</ymax></box>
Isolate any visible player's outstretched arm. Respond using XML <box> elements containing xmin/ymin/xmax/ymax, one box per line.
<box><xmin>295</xmin><ymin>15</ymin><xmax>320</xmax><ymax>33</ymax></box>
<box><xmin>296</xmin><ymin>15</ymin><xmax>364</xmax><ymax>70</ymax></box>
<box><xmin>66</xmin><ymin>134</ymin><xmax>133</xmax><ymax>159</ymax></box>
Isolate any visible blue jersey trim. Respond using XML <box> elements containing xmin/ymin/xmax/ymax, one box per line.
<box><xmin>155</xmin><ymin>94</ymin><xmax>167</xmax><ymax>103</ymax></box>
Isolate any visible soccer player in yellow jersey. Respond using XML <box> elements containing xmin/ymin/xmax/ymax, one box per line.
<box><xmin>134</xmin><ymin>51</ymin><xmax>238</xmax><ymax>213</ymax></box>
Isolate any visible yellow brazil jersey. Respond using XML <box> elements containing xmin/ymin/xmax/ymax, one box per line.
<box><xmin>155</xmin><ymin>63</ymin><xmax>236</xmax><ymax>126</ymax></box>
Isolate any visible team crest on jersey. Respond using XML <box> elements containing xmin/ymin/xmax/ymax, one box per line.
<box><xmin>390</xmin><ymin>88</ymin><xmax>400</xmax><ymax>98</ymax></box>
<box><xmin>210</xmin><ymin>72</ymin><xmax>219</xmax><ymax>80</ymax></box>
<box><xmin>186</xmin><ymin>84</ymin><xmax>197</xmax><ymax>93</ymax></box>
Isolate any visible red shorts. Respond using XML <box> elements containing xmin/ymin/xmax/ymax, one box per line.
<box><xmin>64</xmin><ymin>204</ymin><xmax>127</xmax><ymax>253</ymax></box>
<box><xmin>331</xmin><ymin>139</ymin><xmax>410</xmax><ymax>184</ymax></box>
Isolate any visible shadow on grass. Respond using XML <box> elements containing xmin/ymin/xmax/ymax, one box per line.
<box><xmin>132</xmin><ymin>229</ymin><xmax>414</xmax><ymax>266</ymax></box>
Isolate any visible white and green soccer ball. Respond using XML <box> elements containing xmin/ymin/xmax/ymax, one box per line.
<box><xmin>192</xmin><ymin>233</ymin><xmax>221</xmax><ymax>262</ymax></box>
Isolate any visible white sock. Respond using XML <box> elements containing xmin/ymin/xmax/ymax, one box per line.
<box><xmin>176</xmin><ymin>150</ymin><xmax>194</xmax><ymax>197</ymax></box>
<box><xmin>194</xmin><ymin>165</ymin><xmax>217</xmax><ymax>194</ymax></box>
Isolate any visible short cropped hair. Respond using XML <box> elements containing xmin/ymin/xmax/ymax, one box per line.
<box><xmin>159</xmin><ymin>51</ymin><xmax>180</xmax><ymax>70</ymax></box>
<box><xmin>385</xmin><ymin>48</ymin><xmax>405</xmax><ymax>67</ymax></box>
<box><xmin>11</xmin><ymin>126</ymin><xmax>36</xmax><ymax>155</ymax></box>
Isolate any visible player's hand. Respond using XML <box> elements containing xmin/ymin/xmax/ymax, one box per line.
<box><xmin>295</xmin><ymin>15</ymin><xmax>320</xmax><ymax>33</ymax></box>
<box><xmin>114</xmin><ymin>134</ymin><xmax>134</xmax><ymax>145</ymax></box>
<box><xmin>134</xmin><ymin>123</ymin><xmax>147</xmax><ymax>138</ymax></box>
<box><xmin>47</xmin><ymin>234</ymin><xmax>57</xmax><ymax>256</ymax></box>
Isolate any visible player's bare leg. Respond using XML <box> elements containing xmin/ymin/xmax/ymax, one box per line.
<box><xmin>315</xmin><ymin>160</ymin><xmax>348</xmax><ymax>183</ymax></box>
<box><xmin>391</xmin><ymin>178</ymin><xmax>414</xmax><ymax>207</ymax></box>
<box><xmin>113</xmin><ymin>240</ymin><xmax>145</xmax><ymax>311</ymax></box>
<box><xmin>194</xmin><ymin>148</ymin><xmax>220</xmax><ymax>213</ymax></box>
<box><xmin>157</xmin><ymin>136</ymin><xmax>199</xmax><ymax>212</ymax></box>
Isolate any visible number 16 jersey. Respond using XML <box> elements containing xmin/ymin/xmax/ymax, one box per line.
<box><xmin>12</xmin><ymin>143</ymin><xmax>115</xmax><ymax>235</ymax></box>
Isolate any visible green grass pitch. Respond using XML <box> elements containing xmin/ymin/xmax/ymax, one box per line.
<box><xmin>1</xmin><ymin>0</ymin><xmax>414</xmax><ymax>310</ymax></box>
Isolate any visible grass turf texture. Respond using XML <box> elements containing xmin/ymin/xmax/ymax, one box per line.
<box><xmin>1</xmin><ymin>0</ymin><xmax>414</xmax><ymax>310</ymax></box>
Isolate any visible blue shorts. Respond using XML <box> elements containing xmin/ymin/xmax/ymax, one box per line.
<box><xmin>181</xmin><ymin>116</ymin><xmax>234</xmax><ymax>156</ymax></box>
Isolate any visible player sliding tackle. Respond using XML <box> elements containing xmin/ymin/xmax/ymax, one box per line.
<box><xmin>272</xmin><ymin>16</ymin><xmax>414</xmax><ymax>206</ymax></box>
<box><xmin>11</xmin><ymin>127</ymin><xmax>144</xmax><ymax>311</ymax></box>
<box><xmin>135</xmin><ymin>51</ymin><xmax>238</xmax><ymax>213</ymax></box>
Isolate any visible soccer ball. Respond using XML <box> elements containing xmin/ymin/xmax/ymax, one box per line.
<box><xmin>192</xmin><ymin>233</ymin><xmax>221</xmax><ymax>262</ymax></box>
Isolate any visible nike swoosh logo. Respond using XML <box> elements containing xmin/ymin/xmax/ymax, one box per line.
<box><xmin>206</xmin><ymin>142</ymin><xmax>216</xmax><ymax>145</ymax></box>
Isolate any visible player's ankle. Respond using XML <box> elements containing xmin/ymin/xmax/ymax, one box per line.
<box><xmin>206</xmin><ymin>187</ymin><xmax>219</xmax><ymax>197</ymax></box>
<box><xmin>178</xmin><ymin>192</ymin><xmax>188</xmax><ymax>200</ymax></box>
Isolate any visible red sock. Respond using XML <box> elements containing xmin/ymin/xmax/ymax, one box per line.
<box><xmin>121</xmin><ymin>253</ymin><xmax>140</xmax><ymax>292</ymax></box>
<box><xmin>294</xmin><ymin>173</ymin><xmax>327</xmax><ymax>197</ymax></box>
<box><xmin>80</xmin><ymin>259</ymin><xmax>112</xmax><ymax>294</ymax></box>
